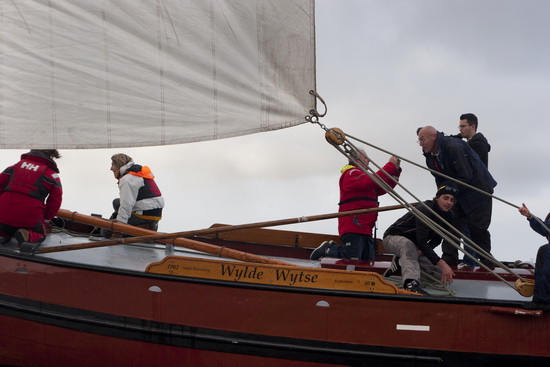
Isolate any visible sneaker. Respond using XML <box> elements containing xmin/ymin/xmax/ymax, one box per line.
<box><xmin>14</xmin><ymin>229</ymin><xmax>30</xmax><ymax>246</ymax></box>
<box><xmin>404</xmin><ymin>279</ymin><xmax>429</xmax><ymax>295</ymax></box>
<box><xmin>383</xmin><ymin>255</ymin><xmax>401</xmax><ymax>277</ymax></box>
<box><xmin>310</xmin><ymin>240</ymin><xmax>333</xmax><ymax>260</ymax></box>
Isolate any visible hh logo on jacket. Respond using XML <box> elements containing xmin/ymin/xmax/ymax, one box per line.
<box><xmin>21</xmin><ymin>162</ymin><xmax>40</xmax><ymax>171</ymax></box>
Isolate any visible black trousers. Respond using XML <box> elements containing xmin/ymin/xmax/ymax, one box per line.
<box><xmin>534</xmin><ymin>243</ymin><xmax>550</xmax><ymax>304</ymax></box>
<box><xmin>442</xmin><ymin>199</ymin><xmax>492</xmax><ymax>266</ymax></box>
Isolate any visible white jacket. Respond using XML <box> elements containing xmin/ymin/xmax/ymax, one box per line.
<box><xmin>116</xmin><ymin>162</ymin><xmax>164</xmax><ymax>223</ymax></box>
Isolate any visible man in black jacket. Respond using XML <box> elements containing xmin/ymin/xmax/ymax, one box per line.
<box><xmin>383</xmin><ymin>184</ymin><xmax>457</xmax><ymax>294</ymax></box>
<box><xmin>450</xmin><ymin>113</ymin><xmax>492</xmax><ymax>265</ymax></box>
<box><xmin>417</xmin><ymin>126</ymin><xmax>497</xmax><ymax>266</ymax></box>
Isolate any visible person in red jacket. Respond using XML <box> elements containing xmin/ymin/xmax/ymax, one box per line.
<box><xmin>311</xmin><ymin>149</ymin><xmax>402</xmax><ymax>260</ymax></box>
<box><xmin>0</xmin><ymin>150</ymin><xmax>63</xmax><ymax>246</ymax></box>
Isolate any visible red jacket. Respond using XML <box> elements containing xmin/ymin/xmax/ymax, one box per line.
<box><xmin>0</xmin><ymin>152</ymin><xmax>63</xmax><ymax>227</ymax></box>
<box><xmin>338</xmin><ymin>162</ymin><xmax>401</xmax><ymax>237</ymax></box>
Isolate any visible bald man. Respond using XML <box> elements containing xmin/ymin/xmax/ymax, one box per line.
<box><xmin>417</xmin><ymin>126</ymin><xmax>497</xmax><ymax>267</ymax></box>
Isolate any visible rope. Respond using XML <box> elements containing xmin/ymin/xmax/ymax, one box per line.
<box><xmin>345</xmin><ymin>139</ymin><xmax>521</xmax><ymax>287</ymax></box>
<box><xmin>348</xmin><ymin>133</ymin><xmax>521</xmax><ymax>209</ymax></box>
<box><xmin>350</xmin><ymin>135</ymin><xmax>549</xmax><ymax>234</ymax></box>
<box><xmin>419</xmin><ymin>270</ymin><xmax>456</xmax><ymax>297</ymax></box>
<box><xmin>313</xmin><ymin>121</ymin><xmax>529</xmax><ymax>289</ymax></box>
<box><xmin>346</xmin><ymin>133</ymin><xmax>550</xmax><ymax>265</ymax></box>
<box><xmin>382</xmin><ymin>272</ymin><xmax>456</xmax><ymax>297</ymax></box>
<box><xmin>50</xmin><ymin>225</ymin><xmax>93</xmax><ymax>238</ymax></box>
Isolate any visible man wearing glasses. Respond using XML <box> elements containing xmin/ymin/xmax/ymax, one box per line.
<box><xmin>457</xmin><ymin>113</ymin><xmax>491</xmax><ymax>168</ymax></box>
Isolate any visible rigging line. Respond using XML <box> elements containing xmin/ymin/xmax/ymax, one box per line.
<box><xmin>347</xmin><ymin>131</ymin><xmax>550</xmax><ymax>251</ymax></box>
<box><xmin>334</xmin><ymin>138</ymin><xmax>466</xmax><ymax>254</ymax></box>
<box><xmin>346</xmin><ymin>133</ymin><xmax>519</xmax><ymax>210</ymax></box>
<box><xmin>359</xmin><ymin>154</ymin><xmax>521</xmax><ymax>287</ymax></box>
<box><xmin>342</xmin><ymin>138</ymin><xmax>478</xmax><ymax>254</ymax></box>
<box><xmin>329</xmin><ymin>136</ymin><xmax>525</xmax><ymax>285</ymax></box>
<box><xmin>332</xmin><ymin>141</ymin><xmax>467</xmax><ymax>257</ymax></box>
<box><xmin>419</xmin><ymin>270</ymin><xmax>456</xmax><ymax>297</ymax></box>
<box><xmin>351</xmin><ymin>142</ymin><xmax>526</xmax><ymax>284</ymax></box>
<box><xmin>319</xmin><ymin>124</ymin><xmax>520</xmax><ymax>278</ymax></box>
<box><xmin>361</xmin><ymin>153</ymin><xmax>520</xmax><ymax>284</ymax></box>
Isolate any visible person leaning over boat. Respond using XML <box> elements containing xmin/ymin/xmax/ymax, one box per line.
<box><xmin>0</xmin><ymin>150</ymin><xmax>62</xmax><ymax>247</ymax></box>
<box><xmin>310</xmin><ymin>150</ymin><xmax>401</xmax><ymax>261</ymax></box>
<box><xmin>417</xmin><ymin>126</ymin><xmax>497</xmax><ymax>267</ymax></box>
<box><xmin>101</xmin><ymin>153</ymin><xmax>164</xmax><ymax>239</ymax></box>
<box><xmin>519</xmin><ymin>204</ymin><xmax>550</xmax><ymax>305</ymax></box>
<box><xmin>382</xmin><ymin>184</ymin><xmax>457</xmax><ymax>295</ymax></box>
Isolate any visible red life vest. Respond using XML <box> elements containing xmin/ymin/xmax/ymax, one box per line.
<box><xmin>4</xmin><ymin>159</ymin><xmax>51</xmax><ymax>201</ymax></box>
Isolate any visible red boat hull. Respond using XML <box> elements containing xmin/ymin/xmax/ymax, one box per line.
<box><xmin>0</xmin><ymin>253</ymin><xmax>548</xmax><ymax>366</ymax></box>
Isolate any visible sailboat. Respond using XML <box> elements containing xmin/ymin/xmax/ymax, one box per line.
<box><xmin>1</xmin><ymin>1</ymin><xmax>548</xmax><ymax>366</ymax></box>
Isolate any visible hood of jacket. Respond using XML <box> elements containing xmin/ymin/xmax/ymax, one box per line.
<box><xmin>469</xmin><ymin>132</ymin><xmax>491</xmax><ymax>152</ymax></box>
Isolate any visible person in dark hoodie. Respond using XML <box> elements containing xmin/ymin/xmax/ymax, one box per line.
<box><xmin>457</xmin><ymin>113</ymin><xmax>491</xmax><ymax>168</ymax></box>
<box><xmin>417</xmin><ymin>126</ymin><xmax>497</xmax><ymax>267</ymax></box>
<box><xmin>0</xmin><ymin>150</ymin><xmax>63</xmax><ymax>247</ymax></box>
<box><xmin>451</xmin><ymin>113</ymin><xmax>492</xmax><ymax>264</ymax></box>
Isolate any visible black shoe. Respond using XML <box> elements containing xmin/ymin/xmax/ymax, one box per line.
<box><xmin>384</xmin><ymin>255</ymin><xmax>401</xmax><ymax>277</ymax></box>
<box><xmin>404</xmin><ymin>279</ymin><xmax>428</xmax><ymax>295</ymax></box>
<box><xmin>14</xmin><ymin>229</ymin><xmax>30</xmax><ymax>246</ymax></box>
<box><xmin>0</xmin><ymin>237</ymin><xmax>9</xmax><ymax>245</ymax></box>
<box><xmin>19</xmin><ymin>241</ymin><xmax>41</xmax><ymax>254</ymax></box>
<box><xmin>310</xmin><ymin>241</ymin><xmax>333</xmax><ymax>260</ymax></box>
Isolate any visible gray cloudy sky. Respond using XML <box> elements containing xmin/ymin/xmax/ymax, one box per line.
<box><xmin>2</xmin><ymin>0</ymin><xmax>549</xmax><ymax>262</ymax></box>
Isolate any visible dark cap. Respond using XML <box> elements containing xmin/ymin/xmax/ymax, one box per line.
<box><xmin>436</xmin><ymin>183</ymin><xmax>458</xmax><ymax>198</ymax></box>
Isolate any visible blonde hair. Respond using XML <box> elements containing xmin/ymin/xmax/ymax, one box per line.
<box><xmin>111</xmin><ymin>153</ymin><xmax>133</xmax><ymax>168</ymax></box>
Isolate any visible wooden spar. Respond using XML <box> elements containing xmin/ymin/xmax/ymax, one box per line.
<box><xmin>54</xmin><ymin>209</ymin><xmax>291</xmax><ymax>266</ymax></box>
<box><xmin>45</xmin><ymin>204</ymin><xmax>411</xmax><ymax>254</ymax></box>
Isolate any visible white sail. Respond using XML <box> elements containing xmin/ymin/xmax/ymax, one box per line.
<box><xmin>0</xmin><ymin>0</ymin><xmax>315</xmax><ymax>149</ymax></box>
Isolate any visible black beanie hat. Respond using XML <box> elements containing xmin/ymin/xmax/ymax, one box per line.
<box><xmin>436</xmin><ymin>183</ymin><xmax>458</xmax><ymax>198</ymax></box>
